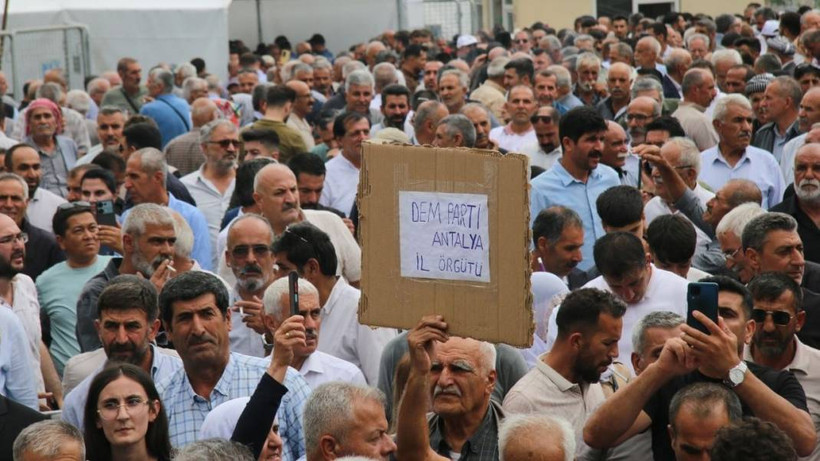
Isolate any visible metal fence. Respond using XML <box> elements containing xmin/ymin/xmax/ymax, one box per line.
<box><xmin>423</xmin><ymin>0</ymin><xmax>482</xmax><ymax>40</ymax></box>
<box><xmin>3</xmin><ymin>25</ymin><xmax>91</xmax><ymax>101</ymax></box>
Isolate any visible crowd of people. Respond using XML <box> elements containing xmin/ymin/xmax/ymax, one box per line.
<box><xmin>3</xmin><ymin>2</ymin><xmax>820</xmax><ymax>460</ymax></box>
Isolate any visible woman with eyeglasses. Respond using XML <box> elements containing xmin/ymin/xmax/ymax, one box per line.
<box><xmin>83</xmin><ymin>363</ymin><xmax>172</xmax><ymax>461</ymax></box>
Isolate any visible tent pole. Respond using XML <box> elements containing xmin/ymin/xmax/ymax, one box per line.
<box><xmin>255</xmin><ymin>0</ymin><xmax>263</xmax><ymax>46</ymax></box>
<box><xmin>0</xmin><ymin>0</ymin><xmax>9</xmax><ymax>70</ymax></box>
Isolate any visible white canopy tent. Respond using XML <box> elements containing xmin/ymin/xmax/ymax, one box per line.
<box><xmin>3</xmin><ymin>0</ymin><xmax>230</xmax><ymax>98</ymax></box>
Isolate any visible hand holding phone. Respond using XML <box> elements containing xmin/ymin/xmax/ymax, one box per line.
<box><xmin>95</xmin><ymin>200</ymin><xmax>118</xmax><ymax>227</ymax></box>
<box><xmin>686</xmin><ymin>282</ymin><xmax>719</xmax><ymax>335</ymax></box>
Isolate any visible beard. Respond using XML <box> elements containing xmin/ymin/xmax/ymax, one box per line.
<box><xmin>106</xmin><ymin>340</ymin><xmax>150</xmax><ymax>366</ymax></box>
<box><xmin>236</xmin><ymin>263</ymin><xmax>266</xmax><ymax>292</ymax></box>
<box><xmin>796</xmin><ymin>178</ymin><xmax>820</xmax><ymax>204</ymax></box>
<box><xmin>754</xmin><ymin>332</ymin><xmax>791</xmax><ymax>358</ymax></box>
<box><xmin>131</xmin><ymin>246</ymin><xmax>171</xmax><ymax>277</ymax></box>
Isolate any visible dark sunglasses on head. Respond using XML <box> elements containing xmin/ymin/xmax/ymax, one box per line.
<box><xmin>58</xmin><ymin>201</ymin><xmax>91</xmax><ymax>211</ymax></box>
<box><xmin>231</xmin><ymin>244</ymin><xmax>271</xmax><ymax>258</ymax></box>
<box><xmin>751</xmin><ymin>309</ymin><xmax>793</xmax><ymax>326</ymax></box>
<box><xmin>530</xmin><ymin>115</ymin><xmax>554</xmax><ymax>124</ymax></box>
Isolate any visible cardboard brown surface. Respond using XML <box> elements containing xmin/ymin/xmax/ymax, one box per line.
<box><xmin>357</xmin><ymin>142</ymin><xmax>533</xmax><ymax>347</ymax></box>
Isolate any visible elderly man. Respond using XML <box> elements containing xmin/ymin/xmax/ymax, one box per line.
<box><xmin>262</xmin><ymin>277</ymin><xmax>366</xmax><ymax>387</ymax></box>
<box><xmin>596</xmin><ymin>62</ymin><xmax>632</xmax><ymax>124</ymax></box>
<box><xmin>12</xmin><ymin>420</ymin><xmax>85</xmax><ymax>461</ymax></box>
<box><xmin>165</xmin><ymin>98</ymin><xmax>219</xmax><ymax>176</ymax></box>
<box><xmin>413</xmin><ymin>100</ymin><xmax>449</xmax><ymax>145</ymax></box>
<box><xmin>303</xmin><ymin>383</ymin><xmax>396</xmax><ymax>460</ymax></box>
<box><xmin>22</xmin><ymin>98</ymin><xmax>78</xmax><ymax>198</ymax></box>
<box><xmin>531</xmin><ymin>206</ymin><xmax>587</xmax><ymax>288</ymax></box>
<box><xmin>271</xmin><ymin>221</ymin><xmax>391</xmax><ymax>384</ymax></box>
<box><xmin>498</xmin><ymin>414</ymin><xmax>575</xmax><ymax>461</ymax></box>
<box><xmin>672</xmin><ymin>69</ymin><xmax>719</xmax><ymax>151</ymax></box>
<box><xmin>140</xmin><ymin>67</ymin><xmax>191</xmax><ymax>148</ymax></box>
<box><xmin>432</xmin><ymin>114</ymin><xmax>476</xmax><ymax>148</ymax></box>
<box><xmin>712</xmin><ymin>49</ymin><xmax>744</xmax><ymax>94</ymax></box>
<box><xmin>123</xmin><ymin>147</ymin><xmax>212</xmax><ymax>269</ymax></box>
<box><xmin>715</xmin><ymin>203</ymin><xmax>766</xmax><ymax>284</ymax></box>
<box><xmin>156</xmin><ymin>271</ymin><xmax>311</xmax><ymax>453</ymax></box>
<box><xmin>285</xmin><ymin>80</ymin><xmax>315</xmax><ymax>150</ymax></box>
<box><xmin>631</xmin><ymin>311</ymin><xmax>684</xmax><ymax>376</ymax></box>
<box><xmin>320</xmin><ymin>112</ymin><xmax>370</xmax><ymax>217</ymax></box>
<box><xmin>573</xmin><ymin>53</ymin><xmax>603</xmax><ymax>106</ymax></box>
<box><xmin>700</xmin><ymin>94</ymin><xmax>785</xmax><ymax>209</ymax></box>
<box><xmin>489</xmin><ymin>85</ymin><xmax>537</xmax><ymax>152</ymax></box>
<box><xmin>61</xmin><ymin>275</ymin><xmax>182</xmax><ymax>429</ymax></box>
<box><xmin>600</xmin><ymin>121</ymin><xmax>636</xmax><ymax>186</ymax></box>
<box><xmin>668</xmin><ymin>383</ymin><xmax>743</xmax><ymax>460</ymax></box>
<box><xmin>504</xmin><ymin>288</ymin><xmax>625</xmax><ymax>456</ymax></box>
<box><xmin>181</xmin><ymin>119</ymin><xmax>237</xmax><ymax>268</ymax></box>
<box><xmin>439</xmin><ymin>69</ymin><xmax>470</xmax><ymax>114</ymax></box>
<box><xmin>101</xmin><ymin>57</ymin><xmax>148</xmax><ymax>114</ymax></box>
<box><xmin>663</xmin><ymin>48</ymin><xmax>692</xmax><ymax>99</ymax></box>
<box><xmin>340</xmin><ymin>69</ymin><xmax>383</xmax><ymax>125</ymax></box>
<box><xmin>222</xmin><ymin>214</ymin><xmax>277</xmax><ymax>357</ymax></box>
<box><xmin>773</xmin><ymin>143</ymin><xmax>820</xmax><ymax>263</ymax></box>
<box><xmin>780</xmin><ymin>88</ymin><xmax>820</xmax><ymax>184</ymax></box>
<box><xmin>625</xmin><ymin>96</ymin><xmax>661</xmax><ymax>147</ymax></box>
<box><xmin>4</xmin><ymin>144</ymin><xmax>65</xmax><ymax>233</ymax></box>
<box><xmin>74</xmin><ymin>203</ymin><xmax>176</xmax><ymax>351</ymax></box>
<box><xmin>470</xmin><ymin>57</ymin><xmax>509</xmax><ymax>122</ymax></box>
<box><xmin>396</xmin><ymin>315</ymin><xmax>501</xmax><ymax>460</ymax></box>
<box><xmin>753</xmin><ymin>76</ymin><xmax>803</xmax><ymax>163</ymax></box>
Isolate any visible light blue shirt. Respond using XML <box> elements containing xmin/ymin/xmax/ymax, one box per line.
<box><xmin>61</xmin><ymin>345</ymin><xmax>182</xmax><ymax>430</ymax></box>
<box><xmin>530</xmin><ymin>161</ymin><xmax>620</xmax><ymax>271</ymax></box>
<box><xmin>120</xmin><ymin>193</ymin><xmax>213</xmax><ymax>271</ymax></box>
<box><xmin>157</xmin><ymin>352</ymin><xmax>310</xmax><ymax>460</ymax></box>
<box><xmin>700</xmin><ymin>144</ymin><xmax>785</xmax><ymax>209</ymax></box>
<box><xmin>0</xmin><ymin>307</ymin><xmax>38</xmax><ymax>409</ymax></box>
<box><xmin>140</xmin><ymin>93</ymin><xmax>191</xmax><ymax>148</ymax></box>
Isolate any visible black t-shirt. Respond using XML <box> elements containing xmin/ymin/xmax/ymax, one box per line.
<box><xmin>643</xmin><ymin>362</ymin><xmax>808</xmax><ymax>461</ymax></box>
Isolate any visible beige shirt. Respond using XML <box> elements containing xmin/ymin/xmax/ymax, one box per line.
<box><xmin>470</xmin><ymin>80</ymin><xmax>507</xmax><ymax>122</ymax></box>
<box><xmin>287</xmin><ymin>113</ymin><xmax>316</xmax><ymax>150</ymax></box>
<box><xmin>672</xmin><ymin>101</ymin><xmax>718</xmax><ymax>151</ymax></box>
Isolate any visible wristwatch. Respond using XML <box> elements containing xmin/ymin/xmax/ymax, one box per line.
<box><xmin>724</xmin><ymin>361</ymin><xmax>748</xmax><ymax>388</ymax></box>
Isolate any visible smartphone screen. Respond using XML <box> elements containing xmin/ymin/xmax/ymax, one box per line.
<box><xmin>686</xmin><ymin>282</ymin><xmax>719</xmax><ymax>335</ymax></box>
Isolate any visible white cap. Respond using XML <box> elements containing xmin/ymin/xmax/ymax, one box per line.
<box><xmin>457</xmin><ymin>34</ymin><xmax>478</xmax><ymax>49</ymax></box>
<box><xmin>760</xmin><ymin>20</ymin><xmax>779</xmax><ymax>37</ymax></box>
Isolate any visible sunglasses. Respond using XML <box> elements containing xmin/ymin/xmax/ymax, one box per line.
<box><xmin>209</xmin><ymin>139</ymin><xmax>241</xmax><ymax>149</ymax></box>
<box><xmin>231</xmin><ymin>244</ymin><xmax>271</xmax><ymax>258</ymax></box>
<box><xmin>751</xmin><ymin>309</ymin><xmax>794</xmax><ymax>326</ymax></box>
<box><xmin>530</xmin><ymin>115</ymin><xmax>554</xmax><ymax>124</ymax></box>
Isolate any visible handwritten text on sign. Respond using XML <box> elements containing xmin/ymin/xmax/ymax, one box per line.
<box><xmin>399</xmin><ymin>191</ymin><xmax>490</xmax><ymax>282</ymax></box>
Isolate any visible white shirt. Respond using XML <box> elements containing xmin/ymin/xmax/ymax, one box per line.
<box><xmin>0</xmin><ymin>130</ymin><xmax>18</xmax><ymax>149</ymax></box>
<box><xmin>320</xmin><ymin>154</ymin><xmax>359</xmax><ymax>217</ymax></box>
<box><xmin>547</xmin><ymin>265</ymin><xmax>688</xmax><ymax>375</ymax></box>
<box><xmin>489</xmin><ymin>125</ymin><xmax>538</xmax><ymax>153</ymax></box>
<box><xmin>644</xmin><ymin>183</ymin><xmax>715</xmax><ymax>261</ymax></box>
<box><xmin>27</xmin><ymin>187</ymin><xmax>67</xmax><ymax>234</ymax></box>
<box><xmin>780</xmin><ymin>133</ymin><xmax>807</xmax><ymax>186</ymax></box>
<box><xmin>521</xmin><ymin>144</ymin><xmax>561</xmax><ymax>171</ymax></box>
<box><xmin>229</xmin><ymin>288</ymin><xmax>266</xmax><ymax>358</ymax></box>
<box><xmin>318</xmin><ymin>278</ymin><xmax>398</xmax><ymax>385</ymax></box>
<box><xmin>181</xmin><ymin>167</ymin><xmax>235</xmax><ymax>269</ymax></box>
<box><xmin>7</xmin><ymin>275</ymin><xmax>43</xmax><ymax>394</ymax></box>
<box><xmin>298</xmin><ymin>350</ymin><xmax>367</xmax><ymax>389</ymax></box>
<box><xmin>699</xmin><ymin>144</ymin><xmax>785</xmax><ymax>209</ymax></box>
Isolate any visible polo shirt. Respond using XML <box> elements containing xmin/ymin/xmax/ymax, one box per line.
<box><xmin>700</xmin><ymin>144</ymin><xmax>785</xmax><ymax>209</ymax></box>
<box><xmin>319</xmin><ymin>153</ymin><xmax>359</xmax><ymax>217</ymax></box>
<box><xmin>771</xmin><ymin>194</ymin><xmax>820</xmax><ymax>264</ymax></box>
<box><xmin>489</xmin><ymin>124</ymin><xmax>538</xmax><ymax>153</ymax></box>
<box><xmin>181</xmin><ymin>167</ymin><xmax>235</xmax><ymax>269</ymax></box>
<box><xmin>530</xmin><ymin>161</ymin><xmax>621</xmax><ymax>271</ymax></box>
<box><xmin>428</xmin><ymin>400</ymin><xmax>504</xmax><ymax>460</ymax></box>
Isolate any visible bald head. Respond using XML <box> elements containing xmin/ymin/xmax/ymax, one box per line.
<box><xmin>286</xmin><ymin>79</ymin><xmax>310</xmax><ymax>93</ymax></box>
<box><xmin>799</xmin><ymin>87</ymin><xmax>820</xmax><ymax>132</ymax></box>
<box><xmin>488</xmin><ymin>47</ymin><xmax>508</xmax><ymax>61</ymax></box>
<box><xmin>724</xmin><ymin>179</ymin><xmax>763</xmax><ymax>208</ymax></box>
<box><xmin>191</xmin><ymin>98</ymin><xmax>219</xmax><ymax>128</ymax></box>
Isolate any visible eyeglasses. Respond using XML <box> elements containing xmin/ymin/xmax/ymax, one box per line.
<box><xmin>97</xmin><ymin>397</ymin><xmax>152</xmax><ymax>421</ymax></box>
<box><xmin>231</xmin><ymin>244</ymin><xmax>272</xmax><ymax>259</ymax></box>
<box><xmin>57</xmin><ymin>201</ymin><xmax>92</xmax><ymax>211</ymax></box>
<box><xmin>626</xmin><ymin>113</ymin><xmax>652</xmax><ymax>122</ymax></box>
<box><xmin>208</xmin><ymin>139</ymin><xmax>241</xmax><ymax>149</ymax></box>
<box><xmin>752</xmin><ymin>309</ymin><xmax>794</xmax><ymax>326</ymax></box>
<box><xmin>723</xmin><ymin>247</ymin><xmax>742</xmax><ymax>260</ymax></box>
<box><xmin>0</xmin><ymin>232</ymin><xmax>27</xmax><ymax>245</ymax></box>
<box><xmin>530</xmin><ymin>115</ymin><xmax>555</xmax><ymax>124</ymax></box>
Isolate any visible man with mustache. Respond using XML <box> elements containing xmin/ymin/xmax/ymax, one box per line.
<box><xmin>79</xmin><ymin>106</ymin><xmax>127</xmax><ymax>165</ymax></box>
<box><xmin>752</xmin><ymin>76</ymin><xmax>803</xmax><ymax>164</ymax></box>
<box><xmin>4</xmin><ymin>144</ymin><xmax>65</xmax><ymax>234</ymax></box>
<box><xmin>672</xmin><ymin>68</ymin><xmax>719</xmax><ymax>151</ymax></box>
<box><xmin>779</xmin><ymin>88</ymin><xmax>820</xmax><ymax>187</ymax></box>
<box><xmin>22</xmin><ymin>98</ymin><xmax>79</xmax><ymax>198</ymax></box>
<box><xmin>520</xmin><ymin>105</ymin><xmax>561</xmax><ymax>171</ymax></box>
<box><xmin>573</xmin><ymin>53</ymin><xmax>603</xmax><ymax>107</ymax></box>
<box><xmin>182</xmin><ymin>119</ymin><xmax>238</xmax><ymax>270</ymax></box>
<box><xmin>700</xmin><ymin>95</ymin><xmax>785</xmax><ymax>210</ymax></box>
<box><xmin>489</xmin><ymin>85</ymin><xmax>537</xmax><ymax>152</ymax></box>
<box><xmin>75</xmin><ymin>203</ymin><xmax>177</xmax><ymax>352</ymax></box>
<box><xmin>626</xmin><ymin>96</ymin><xmax>661</xmax><ymax>147</ymax></box>
<box><xmin>320</xmin><ymin>112</ymin><xmax>370</xmax><ymax>218</ymax></box>
<box><xmin>503</xmin><ymin>288</ymin><xmax>625</xmax><ymax>457</ymax></box>
<box><xmin>530</xmin><ymin>107</ymin><xmax>620</xmax><ymax>271</ymax></box>
<box><xmin>600</xmin><ymin>121</ymin><xmax>638</xmax><ymax>187</ymax></box>
<box><xmin>371</xmin><ymin>84</ymin><xmax>410</xmax><ymax>136</ymax></box>
<box><xmin>261</xmin><ymin>276</ymin><xmax>365</xmax><ymax>388</ymax></box>
<box><xmin>596</xmin><ymin>62</ymin><xmax>632</xmax><ymax>125</ymax></box>
<box><xmin>773</xmin><ymin>143</ymin><xmax>820</xmax><ymax>263</ymax></box>
<box><xmin>61</xmin><ymin>275</ymin><xmax>182</xmax><ymax>430</ymax></box>
<box><xmin>746</xmin><ymin>272</ymin><xmax>820</xmax><ymax>459</ymax></box>
<box><xmin>224</xmin><ymin>214</ymin><xmax>277</xmax><ymax>357</ymax></box>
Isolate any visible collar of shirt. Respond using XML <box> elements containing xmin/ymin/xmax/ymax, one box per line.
<box><xmin>536</xmin><ymin>356</ymin><xmax>580</xmax><ymax>392</ymax></box>
<box><xmin>775</xmin><ymin>119</ymin><xmax>800</xmax><ymax>139</ymax></box>
<box><xmin>323</xmin><ymin>277</ymin><xmax>349</xmax><ymax>316</ymax></box>
<box><xmin>300</xmin><ymin>351</ymin><xmax>326</xmax><ymax>378</ymax></box>
<box><xmin>713</xmin><ymin>146</ymin><xmax>752</xmax><ymax>169</ymax></box>
<box><xmin>429</xmin><ymin>399</ymin><xmax>503</xmax><ymax>458</ymax></box>
<box><xmin>189</xmin><ymin>166</ymin><xmax>235</xmax><ymax>196</ymax></box>
<box><xmin>182</xmin><ymin>352</ymin><xmax>237</xmax><ymax>403</ymax></box>
<box><xmin>787</xmin><ymin>337</ymin><xmax>813</xmax><ymax>375</ymax></box>
<box><xmin>501</xmin><ymin>124</ymin><xmax>534</xmax><ymax>137</ymax></box>
<box><xmin>553</xmin><ymin>160</ymin><xmax>602</xmax><ymax>187</ymax></box>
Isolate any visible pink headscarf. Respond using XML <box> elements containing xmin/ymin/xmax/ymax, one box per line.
<box><xmin>26</xmin><ymin>98</ymin><xmax>63</xmax><ymax>136</ymax></box>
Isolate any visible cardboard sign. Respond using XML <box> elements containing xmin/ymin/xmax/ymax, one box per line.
<box><xmin>357</xmin><ymin>143</ymin><xmax>533</xmax><ymax>347</ymax></box>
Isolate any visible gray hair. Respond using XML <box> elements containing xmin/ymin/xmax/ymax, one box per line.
<box><xmin>176</xmin><ymin>62</ymin><xmax>197</xmax><ymax>81</ymax></box>
<box><xmin>149</xmin><ymin>67</ymin><xmax>174</xmax><ymax>94</ymax></box>
<box><xmin>665</xmin><ymin>137</ymin><xmax>701</xmax><ymax>174</ymax></box>
<box><xmin>638</xmin><ymin>36</ymin><xmax>661</xmax><ymax>57</ymax></box>
<box><xmin>576</xmin><ymin>52</ymin><xmax>602</xmax><ymax>71</ymax></box>
<box><xmin>631</xmin><ymin>311</ymin><xmax>684</xmax><ymax>357</ymax></box>
<box><xmin>742</xmin><ymin>212</ymin><xmax>798</xmax><ymax>251</ymax></box>
<box><xmin>227</xmin><ymin>213</ymin><xmax>273</xmax><ymax>247</ymax></box>
<box><xmin>99</xmin><ymin>105</ymin><xmax>126</xmax><ymax>118</ymax></box>
<box><xmin>65</xmin><ymin>90</ymin><xmax>91</xmax><ymax>116</ymax></box>
<box><xmin>312</xmin><ymin>57</ymin><xmax>333</xmax><ymax>71</ymax></box>
<box><xmin>631</xmin><ymin>75</ymin><xmax>664</xmax><ymax>101</ymax></box>
<box><xmin>574</xmin><ymin>34</ymin><xmax>594</xmax><ymax>47</ymax></box>
<box><xmin>182</xmin><ymin>77</ymin><xmax>208</xmax><ymax>101</ymax></box>
<box><xmin>263</xmin><ymin>276</ymin><xmax>321</xmax><ymax>322</ymax></box>
<box><xmin>686</xmin><ymin>33</ymin><xmax>710</xmax><ymax>49</ymax></box>
<box><xmin>681</xmin><ymin>69</ymin><xmax>709</xmax><ymax>97</ymax></box>
<box><xmin>303</xmin><ymin>383</ymin><xmax>387</xmax><ymax>456</ymax></box>
<box><xmin>173</xmin><ymin>438</ymin><xmax>254</xmax><ymax>461</ymax></box>
<box><xmin>461</xmin><ymin>102</ymin><xmax>491</xmax><ymax>118</ymax></box>
<box><xmin>413</xmin><ymin>100</ymin><xmax>447</xmax><ymax>134</ymax></box>
<box><xmin>540</xmin><ymin>35</ymin><xmax>562</xmax><ymax>53</ymax></box>
<box><xmin>168</xmin><ymin>209</ymin><xmax>193</xmax><ymax>258</ymax></box>
<box><xmin>711</xmin><ymin>49</ymin><xmax>743</xmax><ymax>67</ymax></box>
<box><xmin>35</xmin><ymin>82</ymin><xmax>63</xmax><ymax>104</ymax></box>
<box><xmin>438</xmin><ymin>114</ymin><xmax>476</xmax><ymax>148</ymax></box>
<box><xmin>345</xmin><ymin>69</ymin><xmax>374</xmax><ymax>93</ymax></box>
<box><xmin>477</xmin><ymin>341</ymin><xmax>497</xmax><ymax>372</ymax></box>
<box><xmin>669</xmin><ymin>383</ymin><xmax>742</xmax><ymax>431</ymax></box>
<box><xmin>664</xmin><ymin>48</ymin><xmax>692</xmax><ymax>70</ymax></box>
<box><xmin>0</xmin><ymin>172</ymin><xmax>29</xmax><ymax>200</ymax></box>
<box><xmin>86</xmin><ymin>77</ymin><xmax>110</xmax><ymax>95</ymax></box>
<box><xmin>771</xmin><ymin>76</ymin><xmax>804</xmax><ymax>108</ymax></box>
<box><xmin>342</xmin><ymin>60</ymin><xmax>366</xmax><ymax>79</ymax></box>
<box><xmin>130</xmin><ymin>147</ymin><xmax>168</xmax><ymax>183</ymax></box>
<box><xmin>610</xmin><ymin>42</ymin><xmax>634</xmax><ymax>61</ymax></box>
<box><xmin>372</xmin><ymin>62</ymin><xmax>398</xmax><ymax>91</ymax></box>
<box><xmin>282</xmin><ymin>61</ymin><xmax>313</xmax><ymax>83</ymax></box>
<box><xmin>715</xmin><ymin>202</ymin><xmax>765</xmax><ymax>238</ymax></box>
<box><xmin>205</xmin><ymin>74</ymin><xmax>221</xmax><ymax>92</ymax></box>
<box><xmin>498</xmin><ymin>414</ymin><xmax>574</xmax><ymax>461</ymax></box>
<box><xmin>801</xmin><ymin>10</ymin><xmax>820</xmax><ymax>26</ymax></box>
<box><xmin>13</xmin><ymin>420</ymin><xmax>85</xmax><ymax>461</ymax></box>
<box><xmin>756</xmin><ymin>54</ymin><xmax>782</xmax><ymax>74</ymax></box>
<box><xmin>547</xmin><ymin>65</ymin><xmax>572</xmax><ymax>90</ymax></box>
<box><xmin>122</xmin><ymin>203</ymin><xmax>175</xmax><ymax>238</ymax></box>
<box><xmin>713</xmin><ymin>93</ymin><xmax>752</xmax><ymax>122</ymax></box>
<box><xmin>438</xmin><ymin>68</ymin><xmax>468</xmax><ymax>90</ymax></box>
<box><xmin>487</xmin><ymin>56</ymin><xmax>511</xmax><ymax>78</ymax></box>
<box><xmin>199</xmin><ymin>118</ymin><xmax>237</xmax><ymax>145</ymax></box>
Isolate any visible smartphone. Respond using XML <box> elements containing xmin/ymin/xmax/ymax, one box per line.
<box><xmin>687</xmin><ymin>282</ymin><xmax>719</xmax><ymax>335</ymax></box>
<box><xmin>95</xmin><ymin>200</ymin><xmax>118</xmax><ymax>227</ymax></box>
<box><xmin>280</xmin><ymin>49</ymin><xmax>291</xmax><ymax>65</ymax></box>
<box><xmin>288</xmin><ymin>271</ymin><xmax>299</xmax><ymax>316</ymax></box>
